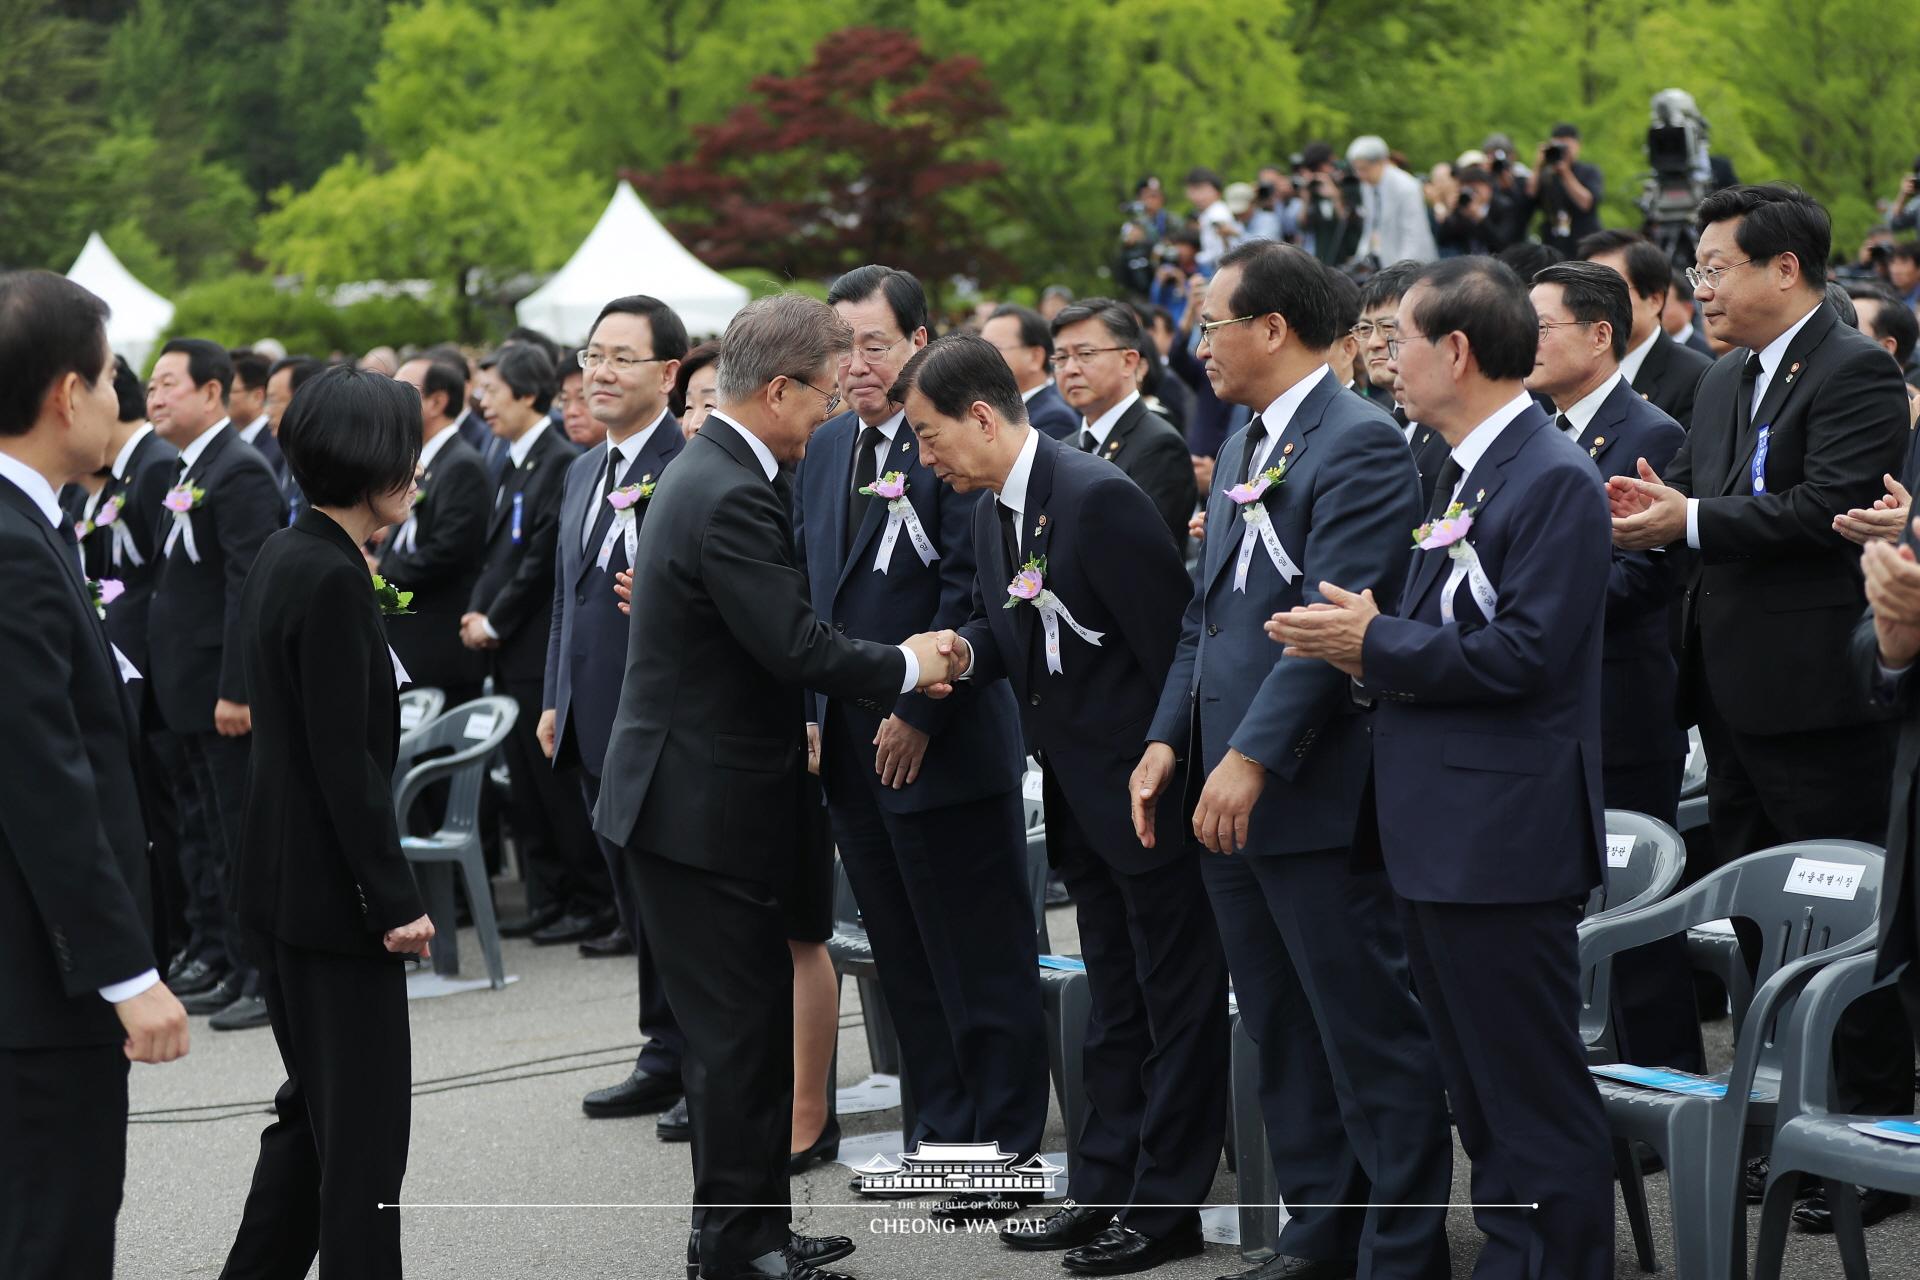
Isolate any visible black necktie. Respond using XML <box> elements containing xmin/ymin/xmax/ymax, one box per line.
<box><xmin>1555</xmin><ymin>413</ymin><xmax>1576</xmax><ymax>439</ymax></box>
<box><xmin>1239</xmin><ymin>417</ymin><xmax>1269</xmax><ymax>485</ymax></box>
<box><xmin>1737</xmin><ymin>351</ymin><xmax>1764</xmax><ymax>433</ymax></box>
<box><xmin>1426</xmin><ymin>455</ymin><xmax>1465</xmax><ymax>520</ymax></box>
<box><xmin>1074</xmin><ymin>427</ymin><xmax>1096</xmax><ymax>453</ymax></box>
<box><xmin>601</xmin><ymin>448</ymin><xmax>623</xmax><ymax>500</ymax></box>
<box><xmin>997</xmin><ymin>500</ymin><xmax>1020</xmax><ymax>568</ymax></box>
<box><xmin>846</xmin><ymin>426</ymin><xmax>885</xmax><ymax>555</ymax></box>
<box><xmin>585</xmin><ymin>448</ymin><xmax>624</xmax><ymax>559</ymax></box>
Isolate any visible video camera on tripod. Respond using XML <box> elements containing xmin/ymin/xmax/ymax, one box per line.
<box><xmin>1638</xmin><ymin>88</ymin><xmax>1713</xmax><ymax>267</ymax></box>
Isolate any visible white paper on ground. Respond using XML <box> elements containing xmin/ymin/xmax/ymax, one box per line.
<box><xmin>835</xmin><ymin>1073</ymin><xmax>903</xmax><ymax>1116</ymax></box>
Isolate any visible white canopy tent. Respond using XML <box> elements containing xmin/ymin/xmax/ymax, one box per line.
<box><xmin>516</xmin><ymin>180</ymin><xmax>749</xmax><ymax>342</ymax></box>
<box><xmin>65</xmin><ymin>232</ymin><xmax>175</xmax><ymax>373</ymax></box>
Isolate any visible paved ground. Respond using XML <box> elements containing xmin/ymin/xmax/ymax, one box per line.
<box><xmin>121</xmin><ymin>901</ymin><xmax>1914</xmax><ymax>1279</ymax></box>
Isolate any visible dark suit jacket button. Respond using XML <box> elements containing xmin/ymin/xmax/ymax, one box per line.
<box><xmin>834</xmin><ymin>622</ymin><xmax>847</xmax><ymax>633</ymax></box>
<box><xmin>1206</xmin><ymin>623</ymin><xmax>1220</xmax><ymax>636</ymax></box>
<box><xmin>1030</xmin><ymin>693</ymin><xmax>1042</xmax><ymax>706</ymax></box>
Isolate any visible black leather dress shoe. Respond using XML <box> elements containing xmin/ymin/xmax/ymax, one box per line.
<box><xmin>531</xmin><ymin>911</ymin><xmax>607</xmax><ymax>946</ymax></box>
<box><xmin>167</xmin><ymin>956</ymin><xmax>221</xmax><ymax>995</ymax></box>
<box><xmin>1000</xmin><ymin>1202</ymin><xmax>1114</xmax><ymax>1250</ymax></box>
<box><xmin>209</xmin><ymin>994</ymin><xmax>271</xmax><ymax>1031</ymax></box>
<box><xmin>697</xmin><ymin>1248</ymin><xmax>857</xmax><ymax>1280</ymax></box>
<box><xmin>1063</xmin><ymin>1224</ymin><xmax>1205</xmax><ymax>1274</ymax></box>
<box><xmin>1792</xmin><ymin>1185</ymin><xmax>1911</xmax><ymax>1232</ymax></box>
<box><xmin>578</xmin><ymin>926</ymin><xmax>633</xmax><ymax>958</ymax></box>
<box><xmin>1216</xmin><ymin>1256</ymin><xmax>1358</xmax><ymax>1280</ymax></box>
<box><xmin>180</xmin><ymin>972</ymin><xmax>244</xmax><ymax>1015</ymax></box>
<box><xmin>656</xmin><ymin>1095</ymin><xmax>691</xmax><ymax>1141</ymax></box>
<box><xmin>928</xmin><ymin>1191</ymin><xmax>1037</xmax><ymax>1224</ymax></box>
<box><xmin>1743</xmin><ymin>1155</ymin><xmax>1816</xmax><ymax>1204</ymax></box>
<box><xmin>689</xmin><ymin>1229</ymin><xmax>856</xmax><ymax>1280</ymax></box>
<box><xmin>788</xmin><ymin>1117</ymin><xmax>839</xmax><ymax>1173</ymax></box>
<box><xmin>497</xmin><ymin>906</ymin><xmax>562</xmax><ymax>938</ymax></box>
<box><xmin>581</xmin><ymin>1066</ymin><xmax>681</xmax><ymax>1118</ymax></box>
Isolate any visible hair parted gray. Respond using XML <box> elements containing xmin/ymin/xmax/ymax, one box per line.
<box><xmin>715</xmin><ymin>294</ymin><xmax>855</xmax><ymax>403</ymax></box>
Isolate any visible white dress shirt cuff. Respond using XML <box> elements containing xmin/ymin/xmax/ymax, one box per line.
<box><xmin>896</xmin><ymin>644</ymin><xmax>919</xmax><ymax>694</ymax></box>
<box><xmin>480</xmin><ymin>617</ymin><xmax>500</xmax><ymax>641</ymax></box>
<box><xmin>1685</xmin><ymin>498</ymin><xmax>1701</xmax><ymax>550</ymax></box>
<box><xmin>100</xmin><ymin>968</ymin><xmax>161</xmax><ymax>1004</ymax></box>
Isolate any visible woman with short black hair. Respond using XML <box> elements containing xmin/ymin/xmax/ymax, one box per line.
<box><xmin>222</xmin><ymin>364</ymin><xmax>434</xmax><ymax>1279</ymax></box>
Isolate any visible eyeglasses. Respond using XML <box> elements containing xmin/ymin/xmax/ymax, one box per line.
<box><xmin>1195</xmin><ymin>314</ymin><xmax>1259</xmax><ymax>344</ymax></box>
<box><xmin>1684</xmin><ymin>258</ymin><xmax>1754</xmax><ymax>291</ymax></box>
<box><xmin>792</xmin><ymin>376</ymin><xmax>842</xmax><ymax>418</ymax></box>
<box><xmin>579</xmin><ymin>350</ymin><xmax>666</xmax><ymax>373</ymax></box>
<box><xmin>1536</xmin><ymin>319</ymin><xmax>1596</xmax><ymax>339</ymax></box>
<box><xmin>842</xmin><ymin>335</ymin><xmax>911</xmax><ymax>367</ymax></box>
<box><xmin>1383</xmin><ymin>331</ymin><xmax>1420</xmax><ymax>360</ymax></box>
<box><xmin>1048</xmin><ymin>346</ymin><xmax>1130</xmax><ymax>369</ymax></box>
<box><xmin>1350</xmin><ymin>319</ymin><xmax>1401</xmax><ymax>341</ymax></box>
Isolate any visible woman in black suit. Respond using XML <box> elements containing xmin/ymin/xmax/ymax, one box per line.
<box><xmin>221</xmin><ymin>366</ymin><xmax>433</xmax><ymax>1280</ymax></box>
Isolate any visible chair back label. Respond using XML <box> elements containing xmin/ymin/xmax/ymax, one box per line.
<box><xmin>1784</xmin><ymin>857</ymin><xmax>1864</xmax><ymax>901</ymax></box>
<box><xmin>464</xmin><ymin>710</ymin><xmax>499</xmax><ymax>741</ymax></box>
<box><xmin>1606</xmin><ymin>834</ymin><xmax>1635</xmax><ymax>868</ymax></box>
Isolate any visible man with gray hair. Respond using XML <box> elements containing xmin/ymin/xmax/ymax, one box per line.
<box><xmin>593</xmin><ymin>293</ymin><xmax>961</xmax><ymax>1280</ymax></box>
<box><xmin>1345</xmin><ymin>136</ymin><xmax>1437</xmax><ymax>266</ymax></box>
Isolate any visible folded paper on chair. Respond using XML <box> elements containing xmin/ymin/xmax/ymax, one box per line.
<box><xmin>1851</xmin><ymin>1120</ymin><xmax>1920</xmax><ymax>1144</ymax></box>
<box><xmin>1590</xmin><ymin>1063</ymin><xmax>1764</xmax><ymax>1100</ymax></box>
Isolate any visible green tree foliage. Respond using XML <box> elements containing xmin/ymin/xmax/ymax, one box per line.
<box><xmin>0</xmin><ymin>0</ymin><xmax>106</xmax><ymax>270</ymax></box>
<box><xmin>160</xmin><ymin>274</ymin><xmax>452</xmax><ymax>358</ymax></box>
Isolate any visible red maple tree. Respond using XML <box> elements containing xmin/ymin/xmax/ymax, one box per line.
<box><xmin>631</xmin><ymin>27</ymin><xmax>1008</xmax><ymax>287</ymax></box>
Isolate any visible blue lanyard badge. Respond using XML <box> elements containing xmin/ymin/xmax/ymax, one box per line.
<box><xmin>511</xmin><ymin>492</ymin><xmax>525</xmax><ymax>545</ymax></box>
<box><xmin>1751</xmin><ymin>423</ymin><xmax>1771</xmax><ymax>495</ymax></box>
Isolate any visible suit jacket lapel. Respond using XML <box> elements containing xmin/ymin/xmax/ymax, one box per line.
<box><xmin>1633</xmin><ymin>331</ymin><xmax>1672</xmax><ymax>395</ymax></box>
<box><xmin>1096</xmin><ymin>398</ymin><xmax>1146</xmax><ymax>467</ymax></box>
<box><xmin>836</xmin><ymin>428</ymin><xmax>915</xmax><ymax>595</ymax></box>
<box><xmin>1404</xmin><ymin>412</ymin><xmax>1529</xmax><ymax>615</ymax></box>
<box><xmin>1577</xmin><ymin>381</ymin><xmax>1634</xmax><ymax>464</ymax></box>
<box><xmin>1203</xmin><ymin>377</ymin><xmax>1328</xmax><ymax>596</ymax></box>
<box><xmin>1723</xmin><ymin>306</ymin><xmax>1834</xmax><ymax>494</ymax></box>
<box><xmin>569</xmin><ymin>443</ymin><xmax>611</xmax><ymax>585</ymax></box>
<box><xmin>1013</xmin><ymin>438</ymin><xmax>1058</xmax><ymax>672</ymax></box>
<box><xmin>2</xmin><ymin>484</ymin><xmax>118</xmax><ymax>679</ymax></box>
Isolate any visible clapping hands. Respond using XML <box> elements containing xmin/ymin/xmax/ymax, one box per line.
<box><xmin>1834</xmin><ymin>473</ymin><xmax>1912</xmax><ymax>546</ymax></box>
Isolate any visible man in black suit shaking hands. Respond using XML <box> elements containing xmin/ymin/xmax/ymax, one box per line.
<box><xmin>593</xmin><ymin>295</ymin><xmax>963</xmax><ymax>1280</ymax></box>
<box><xmin>1611</xmin><ymin>185</ymin><xmax>1916</xmax><ymax>1227</ymax></box>
<box><xmin>0</xmin><ymin>270</ymin><xmax>190</xmax><ymax>1280</ymax></box>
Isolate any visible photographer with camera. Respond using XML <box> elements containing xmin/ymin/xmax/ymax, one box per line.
<box><xmin>1890</xmin><ymin>161</ymin><xmax>1920</xmax><ymax>233</ymax></box>
<box><xmin>1184</xmin><ymin>167</ymin><xmax>1243</xmax><ymax>272</ymax></box>
<box><xmin>1526</xmin><ymin>123</ymin><xmax>1605</xmax><ymax>254</ymax></box>
<box><xmin>1291</xmin><ymin>141</ymin><xmax>1363</xmax><ymax>266</ymax></box>
<box><xmin>1437</xmin><ymin>166</ymin><xmax>1522</xmax><ymax>257</ymax></box>
<box><xmin>1244</xmin><ymin>166</ymin><xmax>1297</xmax><ymax>243</ymax></box>
<box><xmin>1115</xmin><ymin>176</ymin><xmax>1173</xmax><ymax>297</ymax></box>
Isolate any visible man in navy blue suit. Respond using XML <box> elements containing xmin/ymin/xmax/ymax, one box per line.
<box><xmin>538</xmin><ymin>296</ymin><xmax>691</xmax><ymax>1121</ymax></box>
<box><xmin>895</xmin><ymin>335</ymin><xmax>1228</xmax><ymax>1274</ymax></box>
<box><xmin>1271</xmin><ymin>256</ymin><xmax>1615</xmax><ymax>1280</ymax></box>
<box><xmin>981</xmin><ymin>305</ymin><xmax>1080</xmax><ymax>440</ymax></box>
<box><xmin>1528</xmin><ymin>261</ymin><xmax>1697</xmax><ymax>1071</ymax></box>
<box><xmin>793</xmin><ymin>266</ymin><xmax>1045</xmax><ymax>1222</ymax></box>
<box><xmin>1132</xmin><ymin>241</ymin><xmax>1452</xmax><ymax>1280</ymax></box>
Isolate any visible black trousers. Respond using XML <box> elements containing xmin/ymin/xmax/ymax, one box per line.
<box><xmin>221</xmin><ymin>936</ymin><xmax>412</xmax><ymax>1280</ymax></box>
<box><xmin>499</xmin><ymin>677</ymin><xmax>609</xmax><ymax>917</ymax></box>
<box><xmin>1203</xmin><ymin>851</ymin><xmax>1453</xmax><ymax>1276</ymax></box>
<box><xmin>1397</xmin><ymin>895</ymin><xmax>1614</xmax><ymax>1280</ymax></box>
<box><xmin>1048</xmin><ymin>770</ymin><xmax>1228</xmax><ymax>1237</ymax></box>
<box><xmin>1602</xmin><ymin>757</ymin><xmax>1705</xmax><ymax>1072</ymax></box>
<box><xmin>823</xmin><ymin>711</ymin><xmax>1048</xmax><ymax>1156</ymax></box>
<box><xmin>628</xmin><ymin>846</ymin><xmax>791</xmax><ymax>1269</ymax></box>
<box><xmin>1695</xmin><ymin>703</ymin><xmax>1914</xmax><ymax>1115</ymax></box>
<box><xmin>580</xmin><ymin>770</ymin><xmax>683</xmax><ymax>1080</ymax></box>
<box><xmin>182</xmin><ymin>729</ymin><xmax>255</xmax><ymax>988</ymax></box>
<box><xmin>0</xmin><ymin>1044</ymin><xmax>129</xmax><ymax>1279</ymax></box>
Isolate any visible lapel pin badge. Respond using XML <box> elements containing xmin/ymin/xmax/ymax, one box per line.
<box><xmin>1475</xmin><ymin>488</ymin><xmax>1486</xmax><ymax>502</ymax></box>
<box><xmin>1282</xmin><ymin>442</ymin><xmax>1295</xmax><ymax>456</ymax></box>
<box><xmin>1785</xmin><ymin>360</ymin><xmax>1801</xmax><ymax>384</ymax></box>
<box><xmin>1593</xmin><ymin>436</ymin><xmax>1605</xmax><ymax>448</ymax></box>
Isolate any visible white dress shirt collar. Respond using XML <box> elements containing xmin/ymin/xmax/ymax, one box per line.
<box><xmin>1083</xmin><ymin>390</ymin><xmax>1140</xmax><ymax>447</ymax></box>
<box><xmin>1750</xmin><ymin>302</ymin><xmax>1823</xmax><ymax>412</ymax></box>
<box><xmin>611</xmin><ymin>409</ymin><xmax>669</xmax><ymax>475</ymax></box>
<box><xmin>507</xmin><ymin>418</ymin><xmax>550</xmax><ymax>469</ymax></box>
<box><xmin>177</xmin><ymin>417</ymin><xmax>231</xmax><ymax>472</ymax></box>
<box><xmin>111</xmin><ymin>424</ymin><xmax>155</xmax><ymax>480</ymax></box>
<box><xmin>237</xmin><ymin>414</ymin><xmax>269</xmax><ymax>446</ymax></box>
<box><xmin>1019</xmin><ymin>379</ymin><xmax>1056</xmax><ymax>404</ymax></box>
<box><xmin>1674</xmin><ymin>321</ymin><xmax>1695</xmax><ymax>346</ymax></box>
<box><xmin>417</xmin><ymin>424</ymin><xmax>458</xmax><ymax>472</ymax></box>
<box><xmin>996</xmin><ymin>427</ymin><xmax>1044</xmax><ymax>557</ymax></box>
<box><xmin>708</xmin><ymin>410</ymin><xmax>779</xmax><ymax>481</ymax></box>
<box><xmin>1252</xmin><ymin>364</ymin><xmax>1330</xmax><ymax>471</ymax></box>
<box><xmin>1560</xmin><ymin>372</ymin><xmax>1622</xmax><ymax>438</ymax></box>
<box><xmin>1445</xmin><ymin>391</ymin><xmax>1537</xmax><ymax>504</ymax></box>
<box><xmin>0</xmin><ymin>451</ymin><xmax>63</xmax><ymax>528</ymax></box>
<box><xmin>1617</xmin><ymin>329</ymin><xmax>1660</xmax><ymax>386</ymax></box>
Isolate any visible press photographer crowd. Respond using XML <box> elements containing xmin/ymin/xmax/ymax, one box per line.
<box><xmin>10</xmin><ymin>77</ymin><xmax>1920</xmax><ymax>1280</ymax></box>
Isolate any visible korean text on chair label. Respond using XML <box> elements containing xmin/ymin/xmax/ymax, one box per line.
<box><xmin>1022</xmin><ymin>771</ymin><xmax>1043</xmax><ymax>802</ymax></box>
<box><xmin>463</xmin><ymin>711</ymin><xmax>498</xmax><ymax>741</ymax></box>
<box><xmin>1605</xmin><ymin>834</ymin><xmax>1635</xmax><ymax>868</ymax></box>
<box><xmin>1782</xmin><ymin>857</ymin><xmax>1863</xmax><ymax>901</ymax></box>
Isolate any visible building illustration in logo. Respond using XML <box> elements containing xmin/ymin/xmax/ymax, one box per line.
<box><xmin>853</xmin><ymin>1141</ymin><xmax>1063</xmax><ymax>1195</ymax></box>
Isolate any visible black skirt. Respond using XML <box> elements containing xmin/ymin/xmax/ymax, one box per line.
<box><xmin>781</xmin><ymin>772</ymin><xmax>834</xmax><ymax>944</ymax></box>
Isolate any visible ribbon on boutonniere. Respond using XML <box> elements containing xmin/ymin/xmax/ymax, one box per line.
<box><xmin>160</xmin><ymin>483</ymin><xmax>207</xmax><ymax>563</ymax></box>
<box><xmin>596</xmin><ymin>476</ymin><xmax>655</xmax><ymax>570</ymax></box>
<box><xmin>93</xmin><ymin>493</ymin><xmax>145</xmax><ymax>567</ymax></box>
<box><xmin>1223</xmin><ymin>462</ymin><xmax>1300</xmax><ymax>591</ymax></box>
<box><xmin>1003</xmin><ymin>554</ymin><xmax>1103</xmax><ymax>674</ymax></box>
<box><xmin>861</xmin><ymin>471</ymin><xmax>937</xmax><ymax>573</ymax></box>
<box><xmin>1414</xmin><ymin>501</ymin><xmax>1495</xmax><ymax>624</ymax></box>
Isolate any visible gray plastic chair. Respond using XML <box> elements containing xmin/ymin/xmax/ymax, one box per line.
<box><xmin>1229</xmin><ymin>1006</ymin><xmax>1284</xmax><ymax>1260</ymax></box>
<box><xmin>1689</xmin><ymin>920</ymin><xmax>1756</xmax><ymax>1031</ymax></box>
<box><xmin>1754</xmin><ymin>950</ymin><xmax>1917</xmax><ymax>1280</ymax></box>
<box><xmin>392</xmin><ymin>695</ymin><xmax>517</xmax><ymax>990</ymax></box>
<box><xmin>1578</xmin><ymin>839</ymin><xmax>1884</xmax><ymax>1280</ymax></box>
<box><xmin>397</xmin><ymin>685</ymin><xmax>445</xmax><ymax>738</ymax></box>
<box><xmin>1578</xmin><ymin>810</ymin><xmax>1688</xmax><ymax>1068</ymax></box>
<box><xmin>1681</xmin><ymin>726</ymin><xmax>1707</xmax><ymax>800</ymax></box>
